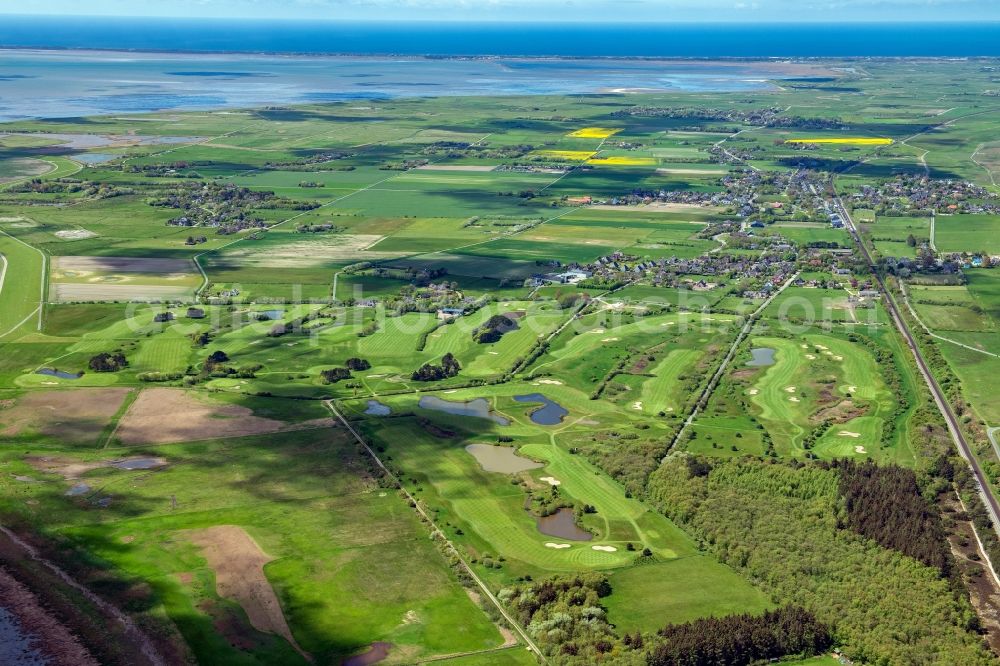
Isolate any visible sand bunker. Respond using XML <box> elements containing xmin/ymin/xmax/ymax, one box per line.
<box><xmin>746</xmin><ymin>389</ymin><xmax>759</xmax><ymax>395</ymax></box>
<box><xmin>833</xmin><ymin>355</ymin><xmax>843</xmax><ymax>361</ymax></box>
<box><xmin>592</xmin><ymin>328</ymin><xmax>605</xmax><ymax>334</ymax></box>
<box><xmin>815</xmin><ymin>345</ymin><xmax>828</xmax><ymax>350</ymax></box>
<box><xmin>839</xmin><ymin>431</ymin><xmax>862</xmax><ymax>438</ymax></box>
<box><xmin>601</xmin><ymin>337</ymin><xmax>620</xmax><ymax>342</ymax></box>
<box><xmin>855</xmin><ymin>445</ymin><xmax>867</xmax><ymax>454</ymax></box>
<box><xmin>632</xmin><ymin>401</ymin><xmax>643</xmax><ymax>410</ymax></box>
<box><xmin>540</xmin><ymin>476</ymin><xmax>561</xmax><ymax>486</ymax></box>
<box><xmin>847</xmin><ymin>386</ymin><xmax>858</xmax><ymax>393</ymax></box>
<box><xmin>545</xmin><ymin>543</ymin><xmax>571</xmax><ymax>549</ymax></box>
<box><xmin>0</xmin><ymin>389</ymin><xmax>130</xmax><ymax>445</ymax></box>
<box><xmin>805</xmin><ymin>354</ymin><xmax>817</xmax><ymax>360</ymax></box>
<box><xmin>187</xmin><ymin>526</ymin><xmax>307</xmax><ymax>658</ymax></box>
<box><xmin>591</xmin><ymin>545</ymin><xmax>617</xmax><ymax>552</ymax></box>
<box><xmin>114</xmin><ymin>388</ymin><xmax>325</xmax><ymax>445</ymax></box>
<box><xmin>789</xmin><ymin>397</ymin><xmax>801</xmax><ymax>403</ymax></box>
<box><xmin>784</xmin><ymin>386</ymin><xmax>797</xmax><ymax>393</ymax></box>
<box><xmin>535</xmin><ymin>379</ymin><xmax>563</xmax><ymax>385</ymax></box>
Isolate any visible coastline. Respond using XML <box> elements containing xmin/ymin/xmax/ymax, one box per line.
<box><xmin>0</xmin><ymin>45</ymin><xmax>995</xmax><ymax>63</ymax></box>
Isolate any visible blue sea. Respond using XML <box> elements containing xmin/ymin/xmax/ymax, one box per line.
<box><xmin>0</xmin><ymin>17</ymin><xmax>998</xmax><ymax>57</ymax></box>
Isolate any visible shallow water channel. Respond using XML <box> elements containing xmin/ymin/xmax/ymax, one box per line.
<box><xmin>342</xmin><ymin>641</ymin><xmax>393</xmax><ymax>666</ymax></box>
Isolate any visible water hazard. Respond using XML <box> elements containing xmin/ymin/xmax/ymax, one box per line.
<box><xmin>36</xmin><ymin>368</ymin><xmax>82</xmax><ymax>380</ymax></box>
<box><xmin>746</xmin><ymin>348</ymin><xmax>776</xmax><ymax>367</ymax></box>
<box><xmin>465</xmin><ymin>444</ymin><xmax>542</xmax><ymax>474</ymax></box>
<box><xmin>514</xmin><ymin>393</ymin><xmax>568</xmax><ymax>425</ymax></box>
<box><xmin>536</xmin><ymin>508</ymin><xmax>592</xmax><ymax>542</ymax></box>
<box><xmin>418</xmin><ymin>396</ymin><xmax>509</xmax><ymax>425</ymax></box>
<box><xmin>363</xmin><ymin>400</ymin><xmax>391</xmax><ymax>416</ymax></box>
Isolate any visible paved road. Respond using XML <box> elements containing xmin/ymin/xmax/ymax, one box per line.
<box><xmin>834</xmin><ymin>195</ymin><xmax>1000</xmax><ymax>537</ymax></box>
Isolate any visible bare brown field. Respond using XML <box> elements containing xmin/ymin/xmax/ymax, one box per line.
<box><xmin>52</xmin><ymin>256</ymin><xmax>195</xmax><ymax>274</ymax></box>
<box><xmin>186</xmin><ymin>525</ymin><xmax>307</xmax><ymax>658</ymax></box>
<box><xmin>216</xmin><ymin>235</ymin><xmax>405</xmax><ymax>267</ymax></box>
<box><xmin>0</xmin><ymin>389</ymin><xmax>130</xmax><ymax>445</ymax></box>
<box><xmin>50</xmin><ymin>283</ymin><xmax>196</xmax><ymax>303</ymax></box>
<box><xmin>113</xmin><ymin>388</ymin><xmax>327</xmax><ymax>445</ymax></box>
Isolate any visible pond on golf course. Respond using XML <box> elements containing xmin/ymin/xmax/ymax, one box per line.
<box><xmin>363</xmin><ymin>400</ymin><xmax>391</xmax><ymax>416</ymax></box>
<box><xmin>746</xmin><ymin>347</ymin><xmax>776</xmax><ymax>367</ymax></box>
<box><xmin>536</xmin><ymin>508</ymin><xmax>593</xmax><ymax>541</ymax></box>
<box><xmin>514</xmin><ymin>393</ymin><xmax>568</xmax><ymax>425</ymax></box>
<box><xmin>36</xmin><ymin>368</ymin><xmax>82</xmax><ymax>380</ymax></box>
<box><xmin>465</xmin><ymin>444</ymin><xmax>543</xmax><ymax>474</ymax></box>
<box><xmin>418</xmin><ymin>396</ymin><xmax>510</xmax><ymax>425</ymax></box>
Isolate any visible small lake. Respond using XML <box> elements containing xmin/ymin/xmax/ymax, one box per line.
<box><xmin>514</xmin><ymin>393</ymin><xmax>568</xmax><ymax>425</ymax></box>
<box><xmin>66</xmin><ymin>482</ymin><xmax>91</xmax><ymax>496</ymax></box>
<box><xmin>342</xmin><ymin>642</ymin><xmax>393</xmax><ymax>666</ymax></box>
<box><xmin>746</xmin><ymin>347</ymin><xmax>776</xmax><ymax>367</ymax></box>
<box><xmin>111</xmin><ymin>457</ymin><xmax>165</xmax><ymax>470</ymax></box>
<box><xmin>258</xmin><ymin>309</ymin><xmax>285</xmax><ymax>320</ymax></box>
<box><xmin>36</xmin><ymin>368</ymin><xmax>82</xmax><ymax>380</ymax></box>
<box><xmin>466</xmin><ymin>444</ymin><xmax>543</xmax><ymax>474</ymax></box>
<box><xmin>418</xmin><ymin>396</ymin><xmax>510</xmax><ymax>426</ymax></box>
<box><xmin>364</xmin><ymin>400</ymin><xmax>391</xmax><ymax>416</ymax></box>
<box><xmin>536</xmin><ymin>508</ymin><xmax>592</xmax><ymax>542</ymax></box>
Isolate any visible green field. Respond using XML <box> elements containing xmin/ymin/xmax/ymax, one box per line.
<box><xmin>0</xmin><ymin>57</ymin><xmax>996</xmax><ymax>666</ymax></box>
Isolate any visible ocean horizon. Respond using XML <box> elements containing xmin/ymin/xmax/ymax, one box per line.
<box><xmin>0</xmin><ymin>17</ymin><xmax>999</xmax><ymax>57</ymax></box>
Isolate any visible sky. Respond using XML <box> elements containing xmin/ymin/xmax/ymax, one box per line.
<box><xmin>2</xmin><ymin>0</ymin><xmax>999</xmax><ymax>22</ymax></box>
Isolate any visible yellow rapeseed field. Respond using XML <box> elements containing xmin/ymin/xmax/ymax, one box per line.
<box><xmin>568</xmin><ymin>127</ymin><xmax>622</xmax><ymax>139</ymax></box>
<box><xmin>533</xmin><ymin>150</ymin><xmax>597</xmax><ymax>161</ymax></box>
<box><xmin>785</xmin><ymin>138</ymin><xmax>893</xmax><ymax>145</ymax></box>
<box><xmin>586</xmin><ymin>156</ymin><xmax>657</xmax><ymax>166</ymax></box>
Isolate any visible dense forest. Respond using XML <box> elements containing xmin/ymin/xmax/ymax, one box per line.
<box><xmin>647</xmin><ymin>456</ymin><xmax>993</xmax><ymax>665</ymax></box>
<box><xmin>650</xmin><ymin>606</ymin><xmax>832</xmax><ymax>666</ymax></box>
<box><xmin>832</xmin><ymin>459</ymin><xmax>953</xmax><ymax>575</ymax></box>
